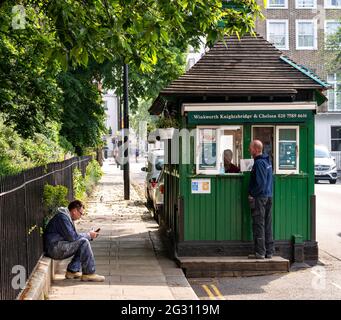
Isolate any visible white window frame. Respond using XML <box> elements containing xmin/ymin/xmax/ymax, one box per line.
<box><xmin>331</xmin><ymin>126</ymin><xmax>341</xmax><ymax>151</ymax></box>
<box><xmin>275</xmin><ymin>126</ymin><xmax>300</xmax><ymax>174</ymax></box>
<box><xmin>295</xmin><ymin>0</ymin><xmax>317</xmax><ymax>8</ymax></box>
<box><xmin>296</xmin><ymin>20</ymin><xmax>318</xmax><ymax>50</ymax></box>
<box><xmin>324</xmin><ymin>20</ymin><xmax>341</xmax><ymax>48</ymax></box>
<box><xmin>266</xmin><ymin>20</ymin><xmax>289</xmax><ymax>50</ymax></box>
<box><xmin>327</xmin><ymin>73</ymin><xmax>341</xmax><ymax>112</ymax></box>
<box><xmin>325</xmin><ymin>0</ymin><xmax>341</xmax><ymax>9</ymax></box>
<box><xmin>196</xmin><ymin>125</ymin><xmax>243</xmax><ymax>175</ymax></box>
<box><xmin>267</xmin><ymin>0</ymin><xmax>288</xmax><ymax>9</ymax></box>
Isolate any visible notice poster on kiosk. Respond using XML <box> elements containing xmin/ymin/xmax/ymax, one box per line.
<box><xmin>191</xmin><ymin>179</ymin><xmax>211</xmax><ymax>194</ymax></box>
<box><xmin>279</xmin><ymin>141</ymin><xmax>297</xmax><ymax>169</ymax></box>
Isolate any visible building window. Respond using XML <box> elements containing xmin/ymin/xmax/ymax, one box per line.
<box><xmin>196</xmin><ymin>126</ymin><xmax>243</xmax><ymax>175</ymax></box>
<box><xmin>267</xmin><ymin>0</ymin><xmax>288</xmax><ymax>8</ymax></box>
<box><xmin>296</xmin><ymin>0</ymin><xmax>316</xmax><ymax>8</ymax></box>
<box><xmin>252</xmin><ymin>126</ymin><xmax>275</xmax><ymax>166</ymax></box>
<box><xmin>267</xmin><ymin>20</ymin><xmax>289</xmax><ymax>50</ymax></box>
<box><xmin>103</xmin><ymin>101</ymin><xmax>108</xmax><ymax>111</ymax></box>
<box><xmin>331</xmin><ymin>127</ymin><xmax>341</xmax><ymax>151</ymax></box>
<box><xmin>276</xmin><ymin>126</ymin><xmax>299</xmax><ymax>174</ymax></box>
<box><xmin>327</xmin><ymin>74</ymin><xmax>341</xmax><ymax>112</ymax></box>
<box><xmin>325</xmin><ymin>0</ymin><xmax>341</xmax><ymax>8</ymax></box>
<box><xmin>296</xmin><ymin>20</ymin><xmax>317</xmax><ymax>50</ymax></box>
<box><xmin>325</xmin><ymin>20</ymin><xmax>341</xmax><ymax>48</ymax></box>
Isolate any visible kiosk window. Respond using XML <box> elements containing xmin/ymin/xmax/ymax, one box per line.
<box><xmin>196</xmin><ymin>126</ymin><xmax>242</xmax><ymax>174</ymax></box>
<box><xmin>198</xmin><ymin>128</ymin><xmax>217</xmax><ymax>171</ymax></box>
<box><xmin>252</xmin><ymin>126</ymin><xmax>274</xmax><ymax>166</ymax></box>
<box><xmin>276</xmin><ymin>126</ymin><xmax>299</xmax><ymax>174</ymax></box>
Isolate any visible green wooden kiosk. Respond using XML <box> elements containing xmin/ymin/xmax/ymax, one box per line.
<box><xmin>150</xmin><ymin>35</ymin><xmax>329</xmax><ymax>271</ymax></box>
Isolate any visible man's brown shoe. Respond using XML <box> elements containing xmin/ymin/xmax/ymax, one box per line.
<box><xmin>248</xmin><ymin>253</ymin><xmax>265</xmax><ymax>259</ymax></box>
<box><xmin>65</xmin><ymin>271</ymin><xmax>82</xmax><ymax>279</ymax></box>
<box><xmin>81</xmin><ymin>274</ymin><xmax>105</xmax><ymax>282</ymax></box>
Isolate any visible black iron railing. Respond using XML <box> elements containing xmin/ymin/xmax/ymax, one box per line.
<box><xmin>0</xmin><ymin>156</ymin><xmax>92</xmax><ymax>300</ymax></box>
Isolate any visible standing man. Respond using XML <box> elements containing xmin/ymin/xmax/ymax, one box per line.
<box><xmin>44</xmin><ymin>200</ymin><xmax>105</xmax><ymax>281</ymax></box>
<box><xmin>248</xmin><ymin>140</ymin><xmax>274</xmax><ymax>259</ymax></box>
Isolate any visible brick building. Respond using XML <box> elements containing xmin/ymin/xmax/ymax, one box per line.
<box><xmin>255</xmin><ymin>0</ymin><xmax>341</xmax><ymax>168</ymax></box>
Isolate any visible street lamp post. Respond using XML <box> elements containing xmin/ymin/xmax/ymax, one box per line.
<box><xmin>123</xmin><ymin>63</ymin><xmax>130</xmax><ymax>200</ymax></box>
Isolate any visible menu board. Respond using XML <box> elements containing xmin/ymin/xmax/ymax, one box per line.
<box><xmin>199</xmin><ymin>129</ymin><xmax>217</xmax><ymax>170</ymax></box>
<box><xmin>279</xmin><ymin>141</ymin><xmax>297</xmax><ymax>169</ymax></box>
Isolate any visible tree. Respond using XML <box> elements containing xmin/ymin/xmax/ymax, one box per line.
<box><xmin>57</xmin><ymin>63</ymin><xmax>106</xmax><ymax>156</ymax></box>
<box><xmin>325</xmin><ymin>23</ymin><xmax>341</xmax><ymax>74</ymax></box>
<box><xmin>0</xmin><ymin>2</ymin><xmax>61</xmax><ymax>137</ymax></box>
<box><xmin>29</xmin><ymin>0</ymin><xmax>263</xmax><ymax>70</ymax></box>
<box><xmin>1</xmin><ymin>0</ymin><xmax>263</xmax><ymax>152</ymax></box>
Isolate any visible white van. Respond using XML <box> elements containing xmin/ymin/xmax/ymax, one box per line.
<box><xmin>315</xmin><ymin>145</ymin><xmax>338</xmax><ymax>184</ymax></box>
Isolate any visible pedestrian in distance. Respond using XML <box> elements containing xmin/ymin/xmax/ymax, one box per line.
<box><xmin>135</xmin><ymin>147</ymin><xmax>139</xmax><ymax>163</ymax></box>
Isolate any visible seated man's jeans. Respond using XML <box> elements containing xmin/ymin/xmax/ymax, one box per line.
<box><xmin>47</xmin><ymin>238</ymin><xmax>96</xmax><ymax>275</ymax></box>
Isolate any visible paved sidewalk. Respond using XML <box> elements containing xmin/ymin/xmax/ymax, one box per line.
<box><xmin>48</xmin><ymin>160</ymin><xmax>198</xmax><ymax>300</ymax></box>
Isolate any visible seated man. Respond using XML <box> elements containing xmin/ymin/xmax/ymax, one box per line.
<box><xmin>223</xmin><ymin>149</ymin><xmax>240</xmax><ymax>173</ymax></box>
<box><xmin>43</xmin><ymin>200</ymin><xmax>104</xmax><ymax>282</ymax></box>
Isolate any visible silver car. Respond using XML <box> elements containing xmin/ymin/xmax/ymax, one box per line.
<box><xmin>151</xmin><ymin>169</ymin><xmax>164</xmax><ymax>224</ymax></box>
<box><xmin>314</xmin><ymin>145</ymin><xmax>338</xmax><ymax>184</ymax></box>
<box><xmin>141</xmin><ymin>149</ymin><xmax>164</xmax><ymax>208</ymax></box>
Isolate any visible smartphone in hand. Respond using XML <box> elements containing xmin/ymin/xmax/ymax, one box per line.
<box><xmin>95</xmin><ymin>228</ymin><xmax>101</xmax><ymax>233</ymax></box>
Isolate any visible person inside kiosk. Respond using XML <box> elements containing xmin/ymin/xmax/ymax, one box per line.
<box><xmin>223</xmin><ymin>149</ymin><xmax>240</xmax><ymax>173</ymax></box>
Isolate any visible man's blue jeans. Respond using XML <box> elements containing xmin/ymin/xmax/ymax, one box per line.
<box><xmin>47</xmin><ymin>238</ymin><xmax>96</xmax><ymax>275</ymax></box>
<box><xmin>251</xmin><ymin>197</ymin><xmax>274</xmax><ymax>257</ymax></box>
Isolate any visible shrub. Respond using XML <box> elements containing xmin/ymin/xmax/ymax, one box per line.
<box><xmin>73</xmin><ymin>160</ymin><xmax>102</xmax><ymax>203</ymax></box>
<box><xmin>73</xmin><ymin>168</ymin><xmax>87</xmax><ymax>201</ymax></box>
<box><xmin>43</xmin><ymin>184</ymin><xmax>69</xmax><ymax>228</ymax></box>
<box><xmin>85</xmin><ymin>159</ymin><xmax>103</xmax><ymax>195</ymax></box>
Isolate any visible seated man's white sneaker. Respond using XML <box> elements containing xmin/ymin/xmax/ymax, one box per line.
<box><xmin>81</xmin><ymin>274</ymin><xmax>105</xmax><ymax>282</ymax></box>
<box><xmin>65</xmin><ymin>271</ymin><xmax>82</xmax><ymax>279</ymax></box>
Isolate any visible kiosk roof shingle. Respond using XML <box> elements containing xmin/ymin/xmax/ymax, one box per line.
<box><xmin>159</xmin><ymin>35</ymin><xmax>329</xmax><ymax>96</ymax></box>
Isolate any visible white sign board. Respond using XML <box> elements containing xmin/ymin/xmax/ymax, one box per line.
<box><xmin>191</xmin><ymin>179</ymin><xmax>211</xmax><ymax>194</ymax></box>
<box><xmin>240</xmin><ymin>159</ymin><xmax>254</xmax><ymax>172</ymax></box>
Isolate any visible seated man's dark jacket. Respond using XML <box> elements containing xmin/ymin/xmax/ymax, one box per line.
<box><xmin>249</xmin><ymin>154</ymin><xmax>273</xmax><ymax>198</ymax></box>
<box><xmin>43</xmin><ymin>207</ymin><xmax>90</xmax><ymax>253</ymax></box>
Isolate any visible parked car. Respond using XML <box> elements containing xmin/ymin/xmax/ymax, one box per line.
<box><xmin>314</xmin><ymin>145</ymin><xmax>338</xmax><ymax>184</ymax></box>
<box><xmin>151</xmin><ymin>169</ymin><xmax>164</xmax><ymax>224</ymax></box>
<box><xmin>141</xmin><ymin>149</ymin><xmax>164</xmax><ymax>209</ymax></box>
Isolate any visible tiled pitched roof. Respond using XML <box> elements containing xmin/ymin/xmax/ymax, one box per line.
<box><xmin>160</xmin><ymin>34</ymin><xmax>328</xmax><ymax>96</ymax></box>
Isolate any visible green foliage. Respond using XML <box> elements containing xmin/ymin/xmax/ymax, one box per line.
<box><xmin>73</xmin><ymin>160</ymin><xmax>103</xmax><ymax>202</ymax></box>
<box><xmin>155</xmin><ymin>116</ymin><xmax>181</xmax><ymax>129</ymax></box>
<box><xmin>0</xmin><ymin>2</ymin><xmax>62</xmax><ymax>138</ymax></box>
<box><xmin>43</xmin><ymin>184</ymin><xmax>69</xmax><ymax>228</ymax></box>
<box><xmin>43</xmin><ymin>184</ymin><xmax>69</xmax><ymax>216</ymax></box>
<box><xmin>99</xmin><ymin>48</ymin><xmax>187</xmax><ymax>111</ymax></box>
<box><xmin>57</xmin><ymin>64</ymin><xmax>106</xmax><ymax>156</ymax></box>
<box><xmin>324</xmin><ymin>22</ymin><xmax>341</xmax><ymax>73</ymax></box>
<box><xmin>31</xmin><ymin>0</ymin><xmax>262</xmax><ymax>69</ymax></box>
<box><xmin>0</xmin><ymin>0</ymin><xmax>263</xmax><ymax>158</ymax></box>
<box><xmin>130</xmin><ymin>99</ymin><xmax>157</xmax><ymax>134</ymax></box>
<box><xmin>73</xmin><ymin>168</ymin><xmax>87</xmax><ymax>201</ymax></box>
<box><xmin>0</xmin><ymin>118</ymin><xmax>71</xmax><ymax>176</ymax></box>
<box><xmin>85</xmin><ymin>160</ymin><xmax>103</xmax><ymax>195</ymax></box>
